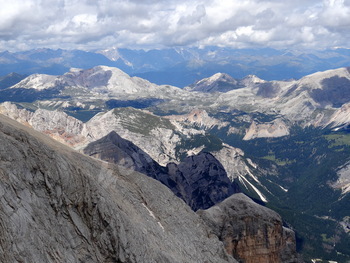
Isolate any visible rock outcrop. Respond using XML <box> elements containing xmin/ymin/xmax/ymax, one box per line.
<box><xmin>84</xmin><ymin>131</ymin><xmax>239</xmax><ymax>211</ymax></box>
<box><xmin>212</xmin><ymin>144</ymin><xmax>253</xmax><ymax>181</ymax></box>
<box><xmin>0</xmin><ymin>114</ymin><xmax>236</xmax><ymax>263</ymax></box>
<box><xmin>83</xmin><ymin>130</ymin><xmax>167</xmax><ymax>177</ymax></box>
<box><xmin>167</xmin><ymin>152</ymin><xmax>239</xmax><ymax>211</ymax></box>
<box><xmin>243</xmin><ymin>118</ymin><xmax>290</xmax><ymax>140</ymax></box>
<box><xmin>332</xmin><ymin>161</ymin><xmax>350</xmax><ymax>194</ymax></box>
<box><xmin>0</xmin><ymin>101</ymin><xmax>33</xmax><ymax>126</ymax></box>
<box><xmin>198</xmin><ymin>193</ymin><xmax>301</xmax><ymax>263</ymax></box>
<box><xmin>165</xmin><ymin>108</ymin><xmax>229</xmax><ymax>129</ymax></box>
<box><xmin>326</xmin><ymin>102</ymin><xmax>350</xmax><ymax>129</ymax></box>
<box><xmin>29</xmin><ymin>108</ymin><xmax>86</xmax><ymax>147</ymax></box>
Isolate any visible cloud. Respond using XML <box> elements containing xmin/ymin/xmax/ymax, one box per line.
<box><xmin>0</xmin><ymin>0</ymin><xmax>350</xmax><ymax>51</ymax></box>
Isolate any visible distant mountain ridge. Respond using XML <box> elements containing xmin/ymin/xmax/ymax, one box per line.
<box><xmin>2</xmin><ymin>47</ymin><xmax>350</xmax><ymax>87</ymax></box>
<box><xmin>3</xmin><ymin>65</ymin><xmax>350</xmax><ymax>129</ymax></box>
<box><xmin>0</xmin><ymin>72</ymin><xmax>27</xmax><ymax>90</ymax></box>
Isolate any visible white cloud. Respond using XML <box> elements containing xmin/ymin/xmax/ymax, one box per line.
<box><xmin>0</xmin><ymin>0</ymin><xmax>349</xmax><ymax>51</ymax></box>
<box><xmin>320</xmin><ymin>0</ymin><xmax>350</xmax><ymax>27</ymax></box>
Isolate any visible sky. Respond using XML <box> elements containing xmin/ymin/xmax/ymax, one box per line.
<box><xmin>1</xmin><ymin>0</ymin><xmax>350</xmax><ymax>52</ymax></box>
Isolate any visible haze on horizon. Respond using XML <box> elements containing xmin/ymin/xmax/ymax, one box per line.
<box><xmin>1</xmin><ymin>0</ymin><xmax>350</xmax><ymax>52</ymax></box>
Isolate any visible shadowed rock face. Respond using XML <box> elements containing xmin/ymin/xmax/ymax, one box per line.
<box><xmin>83</xmin><ymin>131</ymin><xmax>168</xmax><ymax>178</ymax></box>
<box><xmin>312</xmin><ymin>76</ymin><xmax>350</xmax><ymax>107</ymax></box>
<box><xmin>256</xmin><ymin>82</ymin><xmax>281</xmax><ymax>98</ymax></box>
<box><xmin>0</xmin><ymin>114</ymin><xmax>236</xmax><ymax>263</ymax></box>
<box><xmin>198</xmin><ymin>193</ymin><xmax>302</xmax><ymax>263</ymax></box>
<box><xmin>84</xmin><ymin>131</ymin><xmax>239</xmax><ymax>211</ymax></box>
<box><xmin>167</xmin><ymin>153</ymin><xmax>239</xmax><ymax>211</ymax></box>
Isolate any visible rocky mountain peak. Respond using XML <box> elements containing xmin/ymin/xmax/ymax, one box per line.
<box><xmin>62</xmin><ymin>65</ymin><xmax>146</xmax><ymax>93</ymax></box>
<box><xmin>298</xmin><ymin>67</ymin><xmax>350</xmax><ymax>88</ymax></box>
<box><xmin>241</xmin><ymin>74</ymin><xmax>265</xmax><ymax>86</ymax></box>
<box><xmin>11</xmin><ymin>73</ymin><xmax>58</xmax><ymax>90</ymax></box>
<box><xmin>279</xmin><ymin>67</ymin><xmax>350</xmax><ymax>109</ymax></box>
<box><xmin>207</xmin><ymin>72</ymin><xmax>235</xmax><ymax>83</ymax></box>
<box><xmin>187</xmin><ymin>72</ymin><xmax>241</xmax><ymax>93</ymax></box>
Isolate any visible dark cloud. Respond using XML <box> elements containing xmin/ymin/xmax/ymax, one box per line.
<box><xmin>0</xmin><ymin>0</ymin><xmax>349</xmax><ymax>51</ymax></box>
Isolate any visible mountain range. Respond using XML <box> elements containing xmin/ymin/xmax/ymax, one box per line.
<box><xmin>0</xmin><ymin>92</ymin><xmax>302</xmax><ymax>263</ymax></box>
<box><xmin>1</xmin><ymin>63</ymin><xmax>350</xmax><ymax>261</ymax></box>
<box><xmin>2</xmin><ymin>47</ymin><xmax>350</xmax><ymax>87</ymax></box>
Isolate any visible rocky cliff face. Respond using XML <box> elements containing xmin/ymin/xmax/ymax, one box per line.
<box><xmin>83</xmin><ymin>130</ymin><xmax>166</xmax><ymax>178</ymax></box>
<box><xmin>29</xmin><ymin>108</ymin><xmax>86</xmax><ymax>147</ymax></box>
<box><xmin>243</xmin><ymin>118</ymin><xmax>290</xmax><ymax>140</ymax></box>
<box><xmin>198</xmin><ymin>193</ymin><xmax>301</xmax><ymax>263</ymax></box>
<box><xmin>332</xmin><ymin>161</ymin><xmax>350</xmax><ymax>194</ymax></box>
<box><xmin>166</xmin><ymin>152</ymin><xmax>239</xmax><ymax>211</ymax></box>
<box><xmin>0</xmin><ymin>114</ymin><xmax>236</xmax><ymax>263</ymax></box>
<box><xmin>84</xmin><ymin>131</ymin><xmax>239</xmax><ymax>211</ymax></box>
<box><xmin>0</xmin><ymin>103</ymin><xmax>204</xmax><ymax>165</ymax></box>
<box><xmin>0</xmin><ymin>101</ymin><xmax>33</xmax><ymax>126</ymax></box>
<box><xmin>0</xmin><ymin>102</ymin><xmax>87</xmax><ymax>148</ymax></box>
<box><xmin>212</xmin><ymin>144</ymin><xmax>256</xmax><ymax>181</ymax></box>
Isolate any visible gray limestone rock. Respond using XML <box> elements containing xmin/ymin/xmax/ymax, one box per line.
<box><xmin>0</xmin><ymin>114</ymin><xmax>236</xmax><ymax>263</ymax></box>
